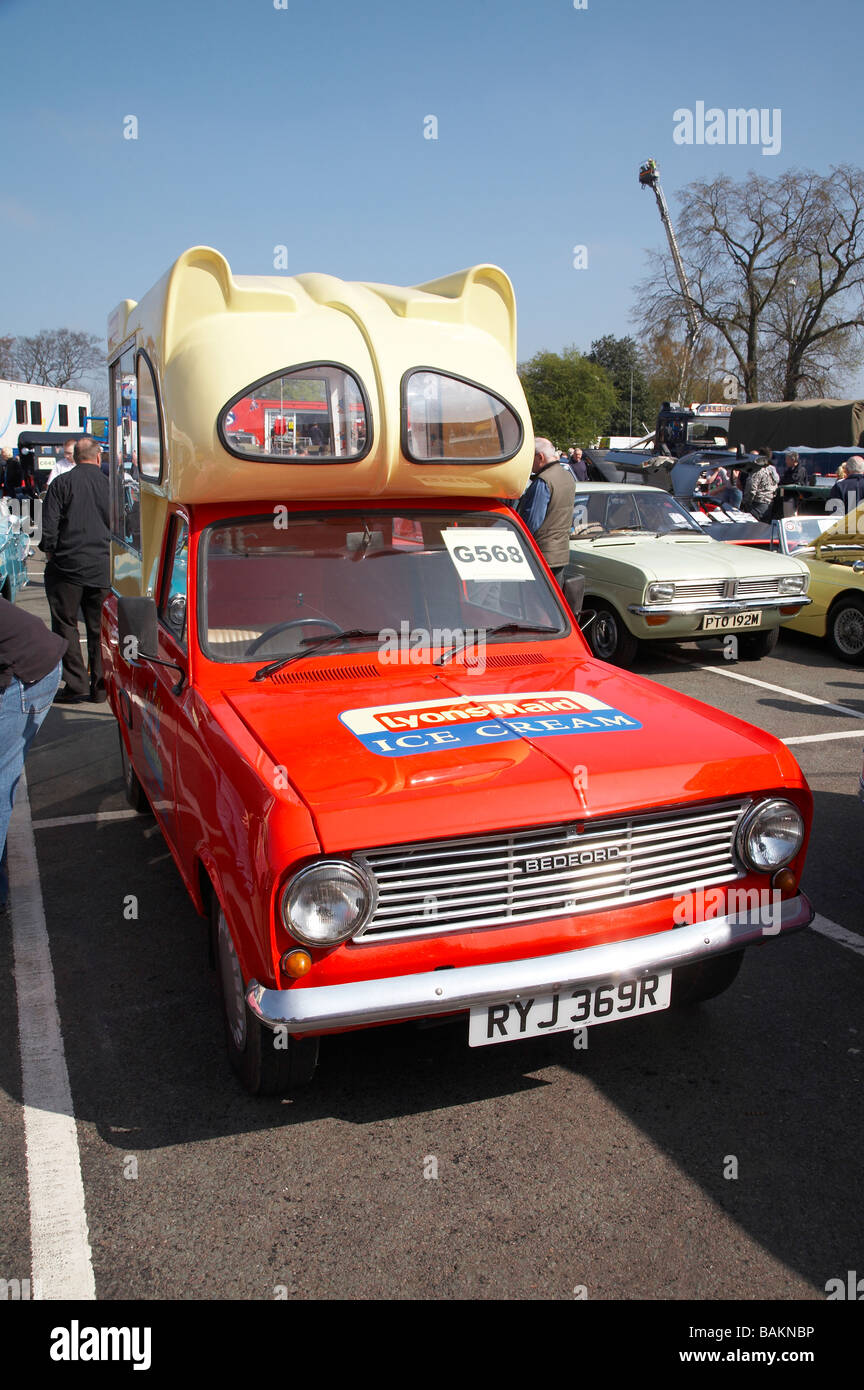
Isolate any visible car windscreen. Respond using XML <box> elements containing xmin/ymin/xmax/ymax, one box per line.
<box><xmin>199</xmin><ymin>509</ymin><xmax>569</xmax><ymax>662</ymax></box>
<box><xmin>779</xmin><ymin>516</ymin><xmax>840</xmax><ymax>552</ymax></box>
<box><xmin>572</xmin><ymin>491</ymin><xmax>704</xmax><ymax>537</ymax></box>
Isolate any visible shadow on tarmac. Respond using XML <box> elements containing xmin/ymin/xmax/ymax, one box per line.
<box><xmin>2</xmin><ymin>709</ymin><xmax>862</xmax><ymax>1298</ymax></box>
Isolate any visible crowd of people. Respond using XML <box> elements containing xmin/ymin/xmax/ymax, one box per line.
<box><xmin>515</xmin><ymin>437</ymin><xmax>864</xmax><ymax>577</ymax></box>
<box><xmin>0</xmin><ymin>446</ymin><xmax>38</xmax><ymax>498</ymax></box>
<box><xmin>702</xmin><ymin>449</ymin><xmax>864</xmax><ymax>521</ymax></box>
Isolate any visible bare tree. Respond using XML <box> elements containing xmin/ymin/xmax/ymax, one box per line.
<box><xmin>0</xmin><ymin>335</ymin><xmax>15</xmax><ymax>378</ymax></box>
<box><xmin>635</xmin><ymin>167</ymin><xmax>864</xmax><ymax>401</ymax></box>
<box><xmin>761</xmin><ymin>166</ymin><xmax>864</xmax><ymax>398</ymax></box>
<box><xmin>11</xmin><ymin>328</ymin><xmax>104</xmax><ymax>388</ymax></box>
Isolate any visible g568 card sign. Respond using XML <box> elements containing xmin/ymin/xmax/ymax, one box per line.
<box><xmin>441</xmin><ymin>528</ymin><xmax>533</xmax><ymax>582</ymax></box>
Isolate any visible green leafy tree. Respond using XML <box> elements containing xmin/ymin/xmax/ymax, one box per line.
<box><xmin>587</xmin><ymin>335</ymin><xmax>652</xmax><ymax>435</ymax></box>
<box><xmin>518</xmin><ymin>347</ymin><xmax>616</xmax><ymax>447</ymax></box>
<box><xmin>640</xmin><ymin>321</ymin><xmax>729</xmax><ymax>420</ymax></box>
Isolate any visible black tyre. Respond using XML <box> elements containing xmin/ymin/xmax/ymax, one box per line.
<box><xmin>118</xmin><ymin>728</ymin><xmax>150</xmax><ymax>813</ymax></box>
<box><xmin>586</xmin><ymin>600</ymin><xmax>640</xmax><ymax>668</ymax></box>
<box><xmin>827</xmin><ymin>596</ymin><xmax>864</xmax><ymax>664</ymax></box>
<box><xmin>736</xmin><ymin>626</ymin><xmax>779</xmax><ymax>661</ymax></box>
<box><xmin>671</xmin><ymin>949</ymin><xmax>744</xmax><ymax>1007</ymax></box>
<box><xmin>212</xmin><ymin>897</ymin><xmax>318</xmax><ymax>1095</ymax></box>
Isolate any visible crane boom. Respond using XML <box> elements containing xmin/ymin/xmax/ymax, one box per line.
<box><xmin>639</xmin><ymin>160</ymin><xmax>700</xmax><ymax>400</ymax></box>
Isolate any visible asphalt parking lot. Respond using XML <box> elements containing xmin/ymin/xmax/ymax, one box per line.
<box><xmin>2</xmin><ymin>567</ymin><xmax>862</xmax><ymax>1308</ymax></box>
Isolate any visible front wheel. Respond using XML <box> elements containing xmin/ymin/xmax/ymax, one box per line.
<box><xmin>827</xmin><ymin>596</ymin><xmax>864</xmax><ymax>664</ymax></box>
<box><xmin>671</xmin><ymin>949</ymin><xmax>744</xmax><ymax>1007</ymax></box>
<box><xmin>212</xmin><ymin>898</ymin><xmax>318</xmax><ymax>1095</ymax></box>
<box><xmin>736</xmin><ymin>626</ymin><xmax>779</xmax><ymax>661</ymax></box>
<box><xmin>586</xmin><ymin>601</ymin><xmax>640</xmax><ymax>667</ymax></box>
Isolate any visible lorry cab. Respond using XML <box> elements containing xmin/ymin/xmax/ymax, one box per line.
<box><xmin>103</xmin><ymin>247</ymin><xmax>813</xmax><ymax>1094</ymax></box>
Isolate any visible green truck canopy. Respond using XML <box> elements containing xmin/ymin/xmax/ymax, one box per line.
<box><xmin>728</xmin><ymin>399</ymin><xmax>864</xmax><ymax>451</ymax></box>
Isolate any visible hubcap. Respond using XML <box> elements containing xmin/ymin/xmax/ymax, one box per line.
<box><xmin>217</xmin><ymin>909</ymin><xmax>247</xmax><ymax>1051</ymax></box>
<box><xmin>593</xmin><ymin>611</ymin><xmax>617</xmax><ymax>661</ymax></box>
<box><xmin>834</xmin><ymin>606</ymin><xmax>864</xmax><ymax>657</ymax></box>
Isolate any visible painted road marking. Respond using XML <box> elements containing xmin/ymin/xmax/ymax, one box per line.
<box><xmin>32</xmin><ymin>809</ymin><xmax>143</xmax><ymax>830</ymax></box>
<box><xmin>31</xmin><ymin>804</ymin><xmax>168</xmax><ymax>830</ymax></box>
<box><xmin>811</xmin><ymin>913</ymin><xmax>864</xmax><ymax>960</ymax></box>
<box><xmin>783</xmin><ymin>730</ymin><xmax>864</xmax><ymax>746</ymax></box>
<box><xmin>667</xmin><ymin>655</ymin><xmax>864</xmax><ymax>720</ymax></box>
<box><xmin>8</xmin><ymin>770</ymin><xmax>96</xmax><ymax>1301</ymax></box>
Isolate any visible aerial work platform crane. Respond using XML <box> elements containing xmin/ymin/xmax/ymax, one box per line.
<box><xmin>639</xmin><ymin>159</ymin><xmax>701</xmax><ymax>404</ymax></box>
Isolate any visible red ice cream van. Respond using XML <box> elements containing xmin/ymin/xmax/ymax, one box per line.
<box><xmin>102</xmin><ymin>247</ymin><xmax>813</xmax><ymax>1093</ymax></box>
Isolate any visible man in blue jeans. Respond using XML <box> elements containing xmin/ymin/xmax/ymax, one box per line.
<box><xmin>0</xmin><ymin>598</ymin><xmax>65</xmax><ymax>910</ymax></box>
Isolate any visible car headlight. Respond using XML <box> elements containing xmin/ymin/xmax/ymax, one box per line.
<box><xmin>778</xmin><ymin>574</ymin><xmax>808</xmax><ymax>594</ymax></box>
<box><xmin>736</xmin><ymin>799</ymin><xmax>805</xmax><ymax>871</ymax></box>
<box><xmin>280</xmin><ymin>860</ymin><xmax>375</xmax><ymax>946</ymax></box>
<box><xmin>646</xmin><ymin>581</ymin><xmax>675</xmax><ymax>603</ymax></box>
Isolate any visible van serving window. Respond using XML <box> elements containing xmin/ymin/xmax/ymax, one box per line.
<box><xmin>219</xmin><ymin>364</ymin><xmax>370</xmax><ymax>463</ymax></box>
<box><xmin>402</xmin><ymin>369</ymin><xmax>522</xmax><ymax>463</ymax></box>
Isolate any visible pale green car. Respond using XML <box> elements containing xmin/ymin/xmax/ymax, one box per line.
<box><xmin>565</xmin><ymin>484</ymin><xmax>811</xmax><ymax>666</ymax></box>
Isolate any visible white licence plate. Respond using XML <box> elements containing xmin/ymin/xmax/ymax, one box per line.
<box><xmin>701</xmin><ymin>611</ymin><xmax>762</xmax><ymax>631</ymax></box>
<box><xmin>468</xmin><ymin>972</ymin><xmax>672</xmax><ymax>1047</ymax></box>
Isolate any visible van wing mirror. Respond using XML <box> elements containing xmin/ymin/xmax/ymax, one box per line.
<box><xmin>563</xmin><ymin>574</ymin><xmax>585</xmax><ymax>619</ymax></box>
<box><xmin>118</xmin><ymin>596</ymin><xmax>158</xmax><ymax>662</ymax></box>
<box><xmin>117</xmin><ymin>595</ymin><xmax>186</xmax><ymax>694</ymax></box>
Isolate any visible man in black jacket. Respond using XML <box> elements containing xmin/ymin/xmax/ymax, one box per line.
<box><xmin>0</xmin><ymin>598</ymin><xmax>65</xmax><ymax>909</ymax></box>
<box><xmin>40</xmin><ymin>436</ymin><xmax>111</xmax><ymax>704</ymax></box>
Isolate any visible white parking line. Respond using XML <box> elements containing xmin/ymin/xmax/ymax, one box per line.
<box><xmin>8</xmin><ymin>770</ymin><xmax>96</xmax><ymax>1301</ymax></box>
<box><xmin>32</xmin><ymin>809</ymin><xmax>142</xmax><ymax>830</ymax></box>
<box><xmin>811</xmin><ymin>913</ymin><xmax>864</xmax><ymax>959</ymax></box>
<box><xmin>666</xmin><ymin>654</ymin><xmax>864</xmax><ymax>720</ymax></box>
<box><xmin>783</xmin><ymin>730</ymin><xmax>864</xmax><ymax>746</ymax></box>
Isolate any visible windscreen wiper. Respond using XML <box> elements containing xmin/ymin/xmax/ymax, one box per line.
<box><xmin>252</xmin><ymin>629</ymin><xmax>382</xmax><ymax>681</ymax></box>
<box><xmin>434</xmin><ymin>622</ymin><xmax>560</xmax><ymax>666</ymax></box>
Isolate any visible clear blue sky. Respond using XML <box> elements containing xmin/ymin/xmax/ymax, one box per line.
<box><xmin>1</xmin><ymin>0</ymin><xmax>861</xmax><ymax>384</ymax></box>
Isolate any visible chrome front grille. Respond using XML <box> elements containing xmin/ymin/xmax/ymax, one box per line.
<box><xmin>354</xmin><ymin>800</ymin><xmax>747</xmax><ymax>940</ymax></box>
<box><xmin>672</xmin><ymin>580</ymin><xmax>727</xmax><ymax>600</ymax></box>
<box><xmin>734</xmin><ymin>577</ymin><xmax>782</xmax><ymax>598</ymax></box>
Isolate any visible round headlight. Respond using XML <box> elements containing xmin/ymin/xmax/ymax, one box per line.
<box><xmin>281</xmin><ymin>860</ymin><xmax>374</xmax><ymax>946</ymax></box>
<box><xmin>778</xmin><ymin>574</ymin><xmax>807</xmax><ymax>594</ymax></box>
<box><xmin>646</xmin><ymin>581</ymin><xmax>675</xmax><ymax>603</ymax></box>
<box><xmin>736</xmin><ymin>799</ymin><xmax>804</xmax><ymax>871</ymax></box>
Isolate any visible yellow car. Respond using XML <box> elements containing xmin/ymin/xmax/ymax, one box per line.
<box><xmin>772</xmin><ymin>504</ymin><xmax>864</xmax><ymax>663</ymax></box>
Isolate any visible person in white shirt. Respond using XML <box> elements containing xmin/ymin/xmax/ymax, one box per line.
<box><xmin>46</xmin><ymin>439</ymin><xmax>77</xmax><ymax>489</ymax></box>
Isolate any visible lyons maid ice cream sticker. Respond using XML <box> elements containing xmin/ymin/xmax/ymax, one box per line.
<box><xmin>339</xmin><ymin>691</ymin><xmax>641</xmax><ymax>757</ymax></box>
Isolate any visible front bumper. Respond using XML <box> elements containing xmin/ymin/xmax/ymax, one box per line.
<box><xmin>627</xmin><ymin>596</ymin><xmax>811</xmax><ymax>617</ymax></box>
<box><xmin>246</xmin><ymin>892</ymin><xmax>813</xmax><ymax>1034</ymax></box>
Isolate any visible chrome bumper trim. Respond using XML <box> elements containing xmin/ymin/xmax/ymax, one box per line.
<box><xmin>628</xmin><ymin>596</ymin><xmax>811</xmax><ymax>616</ymax></box>
<box><xmin>246</xmin><ymin>893</ymin><xmax>813</xmax><ymax>1033</ymax></box>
